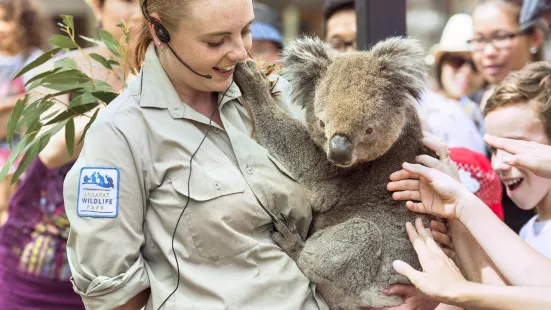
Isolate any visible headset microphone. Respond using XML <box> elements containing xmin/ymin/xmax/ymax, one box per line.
<box><xmin>141</xmin><ymin>0</ymin><xmax>213</xmax><ymax>79</ymax></box>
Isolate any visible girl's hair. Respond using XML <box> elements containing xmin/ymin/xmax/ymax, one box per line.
<box><xmin>473</xmin><ymin>0</ymin><xmax>544</xmax><ymax>62</ymax></box>
<box><xmin>0</xmin><ymin>0</ymin><xmax>53</xmax><ymax>53</ymax></box>
<box><xmin>129</xmin><ymin>0</ymin><xmax>187</xmax><ymax>70</ymax></box>
<box><xmin>484</xmin><ymin>61</ymin><xmax>551</xmax><ymax>140</ymax></box>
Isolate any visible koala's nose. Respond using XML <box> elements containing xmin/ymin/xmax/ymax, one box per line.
<box><xmin>328</xmin><ymin>134</ymin><xmax>353</xmax><ymax>165</ymax></box>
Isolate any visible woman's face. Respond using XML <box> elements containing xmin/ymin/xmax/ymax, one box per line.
<box><xmin>471</xmin><ymin>2</ymin><xmax>541</xmax><ymax>84</ymax></box>
<box><xmin>91</xmin><ymin>0</ymin><xmax>141</xmax><ymax>39</ymax></box>
<box><xmin>485</xmin><ymin>103</ymin><xmax>551</xmax><ymax>211</ymax></box>
<box><xmin>156</xmin><ymin>0</ymin><xmax>253</xmax><ymax>93</ymax></box>
<box><xmin>439</xmin><ymin>52</ymin><xmax>485</xmax><ymax>99</ymax></box>
<box><xmin>0</xmin><ymin>7</ymin><xmax>19</xmax><ymax>53</ymax></box>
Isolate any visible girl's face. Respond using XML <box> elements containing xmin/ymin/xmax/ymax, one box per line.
<box><xmin>91</xmin><ymin>0</ymin><xmax>141</xmax><ymax>39</ymax></box>
<box><xmin>471</xmin><ymin>2</ymin><xmax>541</xmax><ymax>84</ymax></box>
<box><xmin>440</xmin><ymin>52</ymin><xmax>485</xmax><ymax>99</ymax></box>
<box><xmin>0</xmin><ymin>7</ymin><xmax>18</xmax><ymax>53</ymax></box>
<box><xmin>155</xmin><ymin>0</ymin><xmax>253</xmax><ymax>93</ymax></box>
<box><xmin>485</xmin><ymin>103</ymin><xmax>551</xmax><ymax>210</ymax></box>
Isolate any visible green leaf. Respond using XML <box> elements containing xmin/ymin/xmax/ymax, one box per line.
<box><xmin>24</xmin><ymin>67</ymin><xmax>63</xmax><ymax>87</ymax></box>
<box><xmin>61</xmin><ymin>15</ymin><xmax>74</xmax><ymax>30</ymax></box>
<box><xmin>54</xmin><ymin>57</ymin><xmax>78</xmax><ymax>70</ymax></box>
<box><xmin>13</xmin><ymin>47</ymin><xmax>62</xmax><ymax>80</ymax></box>
<box><xmin>65</xmin><ymin>118</ymin><xmax>75</xmax><ymax>156</ymax></box>
<box><xmin>68</xmin><ymin>93</ymin><xmax>98</xmax><ymax>108</ymax></box>
<box><xmin>99</xmin><ymin>30</ymin><xmax>121</xmax><ymax>57</ymax></box>
<box><xmin>107</xmin><ymin>59</ymin><xmax>120</xmax><ymax>67</ymax></box>
<box><xmin>92</xmin><ymin>80</ymin><xmax>114</xmax><ymax>92</ymax></box>
<box><xmin>89</xmin><ymin>53</ymin><xmax>112</xmax><ymax>70</ymax></box>
<box><xmin>49</xmin><ymin>35</ymin><xmax>78</xmax><ymax>49</ymax></box>
<box><xmin>91</xmin><ymin>91</ymin><xmax>118</xmax><ymax>104</ymax></box>
<box><xmin>45</xmin><ymin>102</ymin><xmax>97</xmax><ymax>126</ymax></box>
<box><xmin>79</xmin><ymin>35</ymin><xmax>106</xmax><ymax>47</ymax></box>
<box><xmin>78</xmin><ymin>108</ymin><xmax>100</xmax><ymax>145</ymax></box>
<box><xmin>10</xmin><ymin>133</ymin><xmax>52</xmax><ymax>184</ymax></box>
<box><xmin>39</xmin><ymin>69</ymin><xmax>90</xmax><ymax>90</ymax></box>
<box><xmin>7</xmin><ymin>95</ymin><xmax>27</xmax><ymax>148</ymax></box>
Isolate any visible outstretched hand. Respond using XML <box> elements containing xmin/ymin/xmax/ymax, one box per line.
<box><xmin>388</xmin><ymin>161</ymin><xmax>467</xmax><ymax>220</ymax></box>
<box><xmin>484</xmin><ymin>134</ymin><xmax>551</xmax><ymax>179</ymax></box>
<box><xmin>392</xmin><ymin>219</ymin><xmax>469</xmax><ymax>305</ymax></box>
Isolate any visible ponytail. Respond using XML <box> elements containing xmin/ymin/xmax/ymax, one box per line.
<box><xmin>129</xmin><ymin>17</ymin><xmax>152</xmax><ymax>71</ymax></box>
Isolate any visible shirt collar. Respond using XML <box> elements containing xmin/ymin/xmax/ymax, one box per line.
<box><xmin>137</xmin><ymin>42</ymin><xmax>242</xmax><ymax>119</ymax></box>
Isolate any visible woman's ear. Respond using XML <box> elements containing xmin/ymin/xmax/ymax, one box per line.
<box><xmin>531</xmin><ymin>27</ymin><xmax>544</xmax><ymax>50</ymax></box>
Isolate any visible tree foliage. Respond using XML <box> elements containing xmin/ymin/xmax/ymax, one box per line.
<box><xmin>1</xmin><ymin>16</ymin><xmax>133</xmax><ymax>184</ymax></box>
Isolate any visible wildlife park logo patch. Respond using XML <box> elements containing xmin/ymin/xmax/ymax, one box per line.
<box><xmin>76</xmin><ymin>167</ymin><xmax>120</xmax><ymax>218</ymax></box>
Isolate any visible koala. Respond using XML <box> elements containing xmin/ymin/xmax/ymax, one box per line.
<box><xmin>234</xmin><ymin>36</ymin><xmax>434</xmax><ymax>309</ymax></box>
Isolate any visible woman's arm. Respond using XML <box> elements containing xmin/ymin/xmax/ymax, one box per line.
<box><xmin>114</xmin><ymin>289</ymin><xmax>150</xmax><ymax>310</ymax></box>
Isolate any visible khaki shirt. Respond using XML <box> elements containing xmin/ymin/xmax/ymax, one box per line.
<box><xmin>63</xmin><ymin>43</ymin><xmax>327</xmax><ymax>310</ymax></box>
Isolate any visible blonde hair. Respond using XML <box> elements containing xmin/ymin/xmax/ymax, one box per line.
<box><xmin>484</xmin><ymin>61</ymin><xmax>551</xmax><ymax>140</ymax></box>
<box><xmin>129</xmin><ymin>0</ymin><xmax>188</xmax><ymax>70</ymax></box>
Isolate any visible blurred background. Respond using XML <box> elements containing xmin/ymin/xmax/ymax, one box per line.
<box><xmin>35</xmin><ymin>0</ymin><xmax>551</xmax><ymax>61</ymax></box>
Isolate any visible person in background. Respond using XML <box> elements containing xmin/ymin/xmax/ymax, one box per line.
<box><xmin>250</xmin><ymin>2</ymin><xmax>283</xmax><ymax>64</ymax></box>
<box><xmin>469</xmin><ymin>0</ymin><xmax>544</xmax><ymax>107</ymax></box>
<box><xmin>484</xmin><ymin>61</ymin><xmax>551</xmax><ymax>259</ymax></box>
<box><xmin>469</xmin><ymin>0</ymin><xmax>545</xmax><ymax>233</ymax></box>
<box><xmin>0</xmin><ymin>0</ymin><xmax>141</xmax><ymax>308</ymax></box>
<box><xmin>421</xmin><ymin>14</ymin><xmax>488</xmax><ymax>156</ymax></box>
<box><xmin>521</xmin><ymin>0</ymin><xmax>551</xmax><ymax>29</ymax></box>
<box><xmin>323</xmin><ymin>0</ymin><xmax>356</xmax><ymax>52</ymax></box>
<box><xmin>0</xmin><ymin>0</ymin><xmax>53</xmax><ymax>226</ymax></box>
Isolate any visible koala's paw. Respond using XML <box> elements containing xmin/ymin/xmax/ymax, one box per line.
<box><xmin>271</xmin><ymin>213</ymin><xmax>304</xmax><ymax>261</ymax></box>
<box><xmin>234</xmin><ymin>60</ymin><xmax>273</xmax><ymax>103</ymax></box>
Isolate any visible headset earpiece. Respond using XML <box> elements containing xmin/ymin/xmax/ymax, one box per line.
<box><xmin>152</xmin><ymin>19</ymin><xmax>171</xmax><ymax>43</ymax></box>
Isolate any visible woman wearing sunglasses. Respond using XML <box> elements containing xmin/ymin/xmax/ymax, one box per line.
<box><xmin>420</xmin><ymin>14</ymin><xmax>487</xmax><ymax>156</ymax></box>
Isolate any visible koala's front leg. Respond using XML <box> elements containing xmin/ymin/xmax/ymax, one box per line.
<box><xmin>234</xmin><ymin>60</ymin><xmax>326</xmax><ymax>181</ymax></box>
<box><xmin>271</xmin><ymin>214</ymin><xmax>305</xmax><ymax>261</ymax></box>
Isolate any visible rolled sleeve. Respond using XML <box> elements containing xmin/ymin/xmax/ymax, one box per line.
<box><xmin>63</xmin><ymin>110</ymin><xmax>150</xmax><ymax>309</ymax></box>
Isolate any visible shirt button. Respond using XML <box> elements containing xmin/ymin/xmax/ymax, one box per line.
<box><xmin>214</xmin><ymin>181</ymin><xmax>221</xmax><ymax>190</ymax></box>
<box><xmin>213</xmin><ymin>127</ymin><xmax>221</xmax><ymax>133</ymax></box>
<box><xmin>246</xmin><ymin>166</ymin><xmax>254</xmax><ymax>175</ymax></box>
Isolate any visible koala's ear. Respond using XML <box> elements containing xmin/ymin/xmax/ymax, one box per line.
<box><xmin>370</xmin><ymin>37</ymin><xmax>427</xmax><ymax>101</ymax></box>
<box><xmin>282</xmin><ymin>36</ymin><xmax>334</xmax><ymax>108</ymax></box>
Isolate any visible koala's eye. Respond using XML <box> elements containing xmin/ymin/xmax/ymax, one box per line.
<box><xmin>319</xmin><ymin>120</ymin><xmax>325</xmax><ymax>128</ymax></box>
<box><xmin>365</xmin><ymin>127</ymin><xmax>374</xmax><ymax>135</ymax></box>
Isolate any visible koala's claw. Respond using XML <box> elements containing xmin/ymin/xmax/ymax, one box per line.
<box><xmin>271</xmin><ymin>214</ymin><xmax>304</xmax><ymax>260</ymax></box>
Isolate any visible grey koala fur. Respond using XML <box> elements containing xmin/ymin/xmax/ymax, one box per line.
<box><xmin>234</xmin><ymin>36</ymin><xmax>434</xmax><ymax>309</ymax></box>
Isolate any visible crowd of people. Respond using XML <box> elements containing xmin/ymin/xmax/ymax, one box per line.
<box><xmin>0</xmin><ymin>0</ymin><xmax>550</xmax><ymax>309</ymax></box>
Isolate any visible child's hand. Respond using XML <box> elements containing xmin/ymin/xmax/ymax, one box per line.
<box><xmin>484</xmin><ymin>134</ymin><xmax>551</xmax><ymax>179</ymax></box>
<box><xmin>392</xmin><ymin>219</ymin><xmax>469</xmax><ymax>304</ymax></box>
<box><xmin>388</xmin><ymin>162</ymin><xmax>467</xmax><ymax>221</ymax></box>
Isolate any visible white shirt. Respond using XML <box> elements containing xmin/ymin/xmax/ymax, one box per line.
<box><xmin>520</xmin><ymin>215</ymin><xmax>551</xmax><ymax>259</ymax></box>
<box><xmin>417</xmin><ymin>89</ymin><xmax>487</xmax><ymax>155</ymax></box>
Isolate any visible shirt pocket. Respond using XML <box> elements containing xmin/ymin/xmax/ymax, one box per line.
<box><xmin>170</xmin><ymin>163</ymin><xmax>260</xmax><ymax>260</ymax></box>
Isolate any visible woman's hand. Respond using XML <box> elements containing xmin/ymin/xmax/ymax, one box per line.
<box><xmin>484</xmin><ymin>134</ymin><xmax>551</xmax><ymax>179</ymax></box>
<box><xmin>392</xmin><ymin>219</ymin><xmax>470</xmax><ymax>304</ymax></box>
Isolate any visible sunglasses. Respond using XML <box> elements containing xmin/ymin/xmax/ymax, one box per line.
<box><xmin>442</xmin><ymin>55</ymin><xmax>478</xmax><ymax>72</ymax></box>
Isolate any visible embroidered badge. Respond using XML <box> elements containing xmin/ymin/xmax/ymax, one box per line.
<box><xmin>77</xmin><ymin>167</ymin><xmax>120</xmax><ymax>218</ymax></box>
